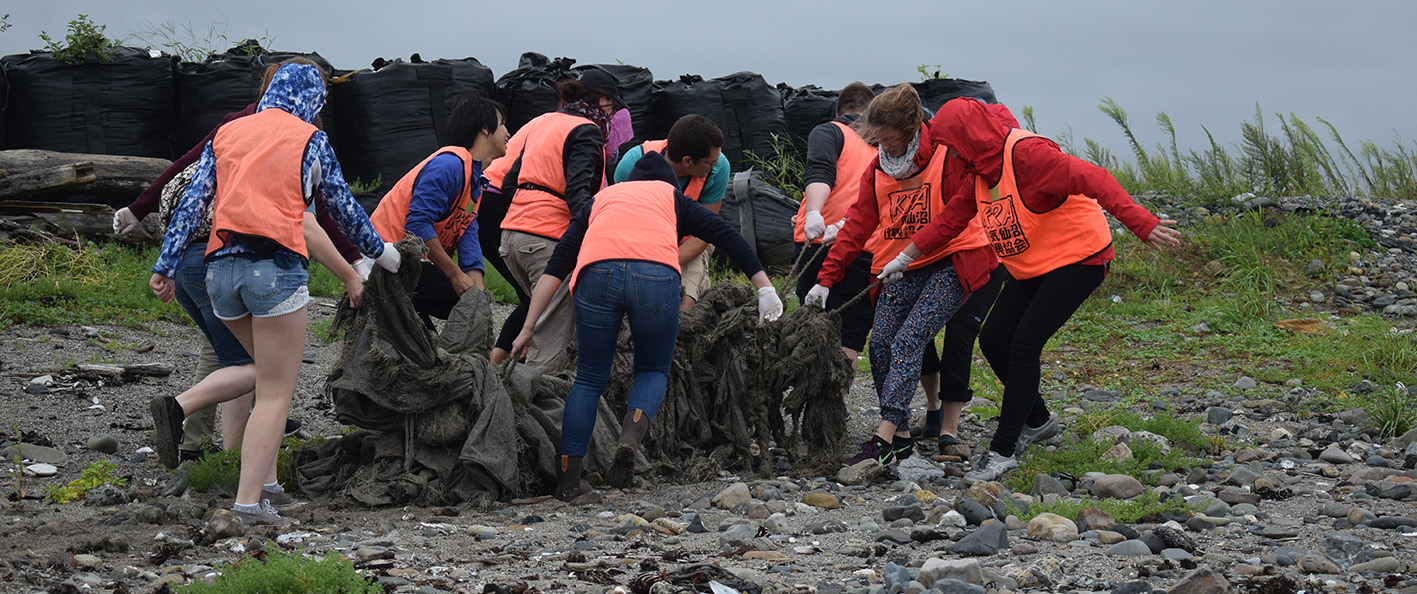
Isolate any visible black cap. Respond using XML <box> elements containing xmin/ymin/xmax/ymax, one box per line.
<box><xmin>627</xmin><ymin>151</ymin><xmax>679</xmax><ymax>186</ymax></box>
<box><xmin>578</xmin><ymin>68</ymin><xmax>624</xmax><ymax>109</ymax></box>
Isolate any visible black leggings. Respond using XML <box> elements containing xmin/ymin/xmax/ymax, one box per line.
<box><xmin>981</xmin><ymin>263</ymin><xmax>1105</xmax><ymax>456</ymax></box>
<box><xmin>477</xmin><ymin>188</ymin><xmax>533</xmax><ymax>353</ymax></box>
<box><xmin>932</xmin><ymin>266</ymin><xmax>1006</xmax><ymax>402</ymax></box>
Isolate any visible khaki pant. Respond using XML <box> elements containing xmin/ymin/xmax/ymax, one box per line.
<box><xmin>179</xmin><ymin>340</ymin><xmax>220</xmax><ymax>452</ymax></box>
<box><xmin>500</xmin><ymin>229</ymin><xmax>575</xmax><ymax>372</ymax></box>
<box><xmin>680</xmin><ymin>245</ymin><xmax>715</xmax><ymax>302</ymax></box>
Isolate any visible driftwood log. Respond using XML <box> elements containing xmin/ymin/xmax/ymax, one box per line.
<box><xmin>0</xmin><ymin>149</ymin><xmax>170</xmax><ymax>205</ymax></box>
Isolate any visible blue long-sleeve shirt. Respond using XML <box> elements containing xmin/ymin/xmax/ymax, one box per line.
<box><xmin>404</xmin><ymin>153</ymin><xmax>485</xmax><ymax>272</ymax></box>
<box><xmin>153</xmin><ymin>63</ymin><xmax>384</xmax><ymax>278</ymax></box>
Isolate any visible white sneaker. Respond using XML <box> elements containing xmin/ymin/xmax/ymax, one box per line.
<box><xmin>1015</xmin><ymin>416</ymin><xmax>1061</xmax><ymax>455</ymax></box>
<box><xmin>964</xmin><ymin>450</ymin><xmax>1017</xmax><ymax>483</ymax></box>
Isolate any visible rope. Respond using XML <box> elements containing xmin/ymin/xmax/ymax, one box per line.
<box><xmin>829</xmin><ymin>277</ymin><xmax>883</xmax><ymax>314</ymax></box>
<box><xmin>778</xmin><ymin>242</ymin><xmax>824</xmax><ymax>300</ymax></box>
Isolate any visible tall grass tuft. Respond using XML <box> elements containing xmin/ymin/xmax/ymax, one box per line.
<box><xmin>1074</xmin><ymin>99</ymin><xmax>1417</xmax><ymax>204</ymax></box>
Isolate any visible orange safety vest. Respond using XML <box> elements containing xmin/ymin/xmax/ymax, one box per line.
<box><xmin>207</xmin><ymin>108</ymin><xmax>317</xmax><ymax>258</ymax></box>
<box><xmin>570</xmin><ymin>180</ymin><xmax>681</xmax><ymax>290</ymax></box>
<box><xmin>638</xmin><ymin>139</ymin><xmax>710</xmax><ymax>201</ymax></box>
<box><xmin>501</xmin><ymin>112</ymin><xmax>598</xmax><ymax>239</ymax></box>
<box><xmin>794</xmin><ymin>121</ymin><xmax>877</xmax><ymax>244</ymax></box>
<box><xmin>976</xmin><ymin>129</ymin><xmax>1112</xmax><ymax>280</ymax></box>
<box><xmin>867</xmin><ymin>144</ymin><xmax>989</xmax><ymax>274</ymax></box>
<box><xmin>369</xmin><ymin>147</ymin><xmax>479</xmax><ymax>253</ymax></box>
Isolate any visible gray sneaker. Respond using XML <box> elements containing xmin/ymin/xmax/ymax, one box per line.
<box><xmin>1015</xmin><ymin>416</ymin><xmax>1061</xmax><ymax>456</ymax></box>
<box><xmin>232</xmin><ymin>502</ymin><xmax>294</xmax><ymax>526</ymax></box>
<box><xmin>963</xmin><ymin>450</ymin><xmax>1018</xmax><ymax>483</ymax></box>
<box><xmin>261</xmin><ymin>488</ymin><xmax>303</xmax><ymax>509</ymax></box>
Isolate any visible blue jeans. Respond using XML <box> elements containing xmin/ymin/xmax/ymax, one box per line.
<box><xmin>173</xmin><ymin>243</ymin><xmax>253</xmax><ymax>367</ymax></box>
<box><xmin>559</xmin><ymin>261</ymin><xmax>680</xmax><ymax>457</ymax></box>
<box><xmin>206</xmin><ymin>254</ymin><xmax>310</xmax><ymax>320</ymax></box>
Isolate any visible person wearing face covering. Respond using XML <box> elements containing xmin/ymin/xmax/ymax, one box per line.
<box><xmin>809</xmin><ymin>84</ymin><xmax>998</xmax><ymax>467</ymax></box>
<box><xmin>896</xmin><ymin>97</ymin><xmax>1182</xmax><ymax>482</ymax></box>
<box><xmin>496</xmin><ymin>70</ymin><xmax>622</xmax><ymax>372</ymax></box>
<box><xmin>148</xmin><ymin>62</ymin><xmax>401</xmax><ymax>526</ymax></box>
<box><xmin>512</xmin><ymin>151</ymin><xmax>782</xmax><ymax>501</ymax></box>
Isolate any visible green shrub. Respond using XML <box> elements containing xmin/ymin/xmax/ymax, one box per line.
<box><xmin>0</xmin><ymin>241</ymin><xmax>181</xmax><ymax>328</ymax></box>
<box><xmin>44</xmin><ymin>460</ymin><xmax>126</xmax><ymax>504</ymax></box>
<box><xmin>177</xmin><ymin>547</ymin><xmax>380</xmax><ymax>594</ymax></box>
<box><xmin>39</xmin><ymin>15</ymin><xmax>119</xmax><ymax>64</ymax></box>
<box><xmin>188</xmin><ymin>436</ymin><xmax>322</xmax><ymax>493</ymax></box>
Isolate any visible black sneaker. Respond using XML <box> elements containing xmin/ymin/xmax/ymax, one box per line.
<box><xmin>936</xmin><ymin>433</ymin><xmax>963</xmax><ymax>450</ymax></box>
<box><xmin>891</xmin><ymin>435</ymin><xmax>915</xmax><ymax>462</ymax></box>
<box><xmin>844</xmin><ymin>436</ymin><xmax>896</xmax><ymax>466</ymax></box>
<box><xmin>149</xmin><ymin>396</ymin><xmax>184</xmax><ymax>469</ymax></box>
<box><xmin>283</xmin><ymin>418</ymin><xmax>303</xmax><ymax>436</ymax></box>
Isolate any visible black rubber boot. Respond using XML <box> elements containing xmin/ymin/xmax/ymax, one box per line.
<box><xmin>555</xmin><ymin>455</ymin><xmax>593</xmax><ymax>502</ymax></box>
<box><xmin>606</xmin><ymin>409</ymin><xmax>649</xmax><ymax>488</ymax></box>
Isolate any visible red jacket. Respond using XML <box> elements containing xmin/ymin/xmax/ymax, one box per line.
<box><xmin>126</xmin><ymin>103</ymin><xmax>361</xmax><ymax>264</ymax></box>
<box><xmin>816</xmin><ymin>120</ymin><xmax>996</xmax><ymax>293</ymax></box>
<box><xmin>911</xmin><ymin>99</ymin><xmax>1160</xmax><ymax>267</ymax></box>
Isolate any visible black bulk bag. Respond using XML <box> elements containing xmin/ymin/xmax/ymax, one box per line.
<box><xmin>172</xmin><ymin>42</ymin><xmax>334</xmax><ymax>155</ymax></box>
<box><xmin>573</xmin><ymin>63</ymin><xmax>654</xmax><ymax>157</ymax></box>
<box><xmin>651</xmin><ymin>72</ymin><xmax>786</xmax><ymax>174</ymax></box>
<box><xmin>494</xmin><ymin>52</ymin><xmax>577</xmax><ymax>134</ymax></box>
<box><xmin>2</xmin><ymin>47</ymin><xmax>176</xmax><ymax>158</ymax></box>
<box><xmin>0</xmin><ymin>66</ymin><xmax>7</xmax><ymax>148</ymax></box>
<box><xmin>717</xmin><ymin>169</ymin><xmax>800</xmax><ymax>269</ymax></box>
<box><xmin>911</xmin><ymin>76</ymin><xmax>997</xmax><ymax>112</ymax></box>
<box><xmin>332</xmin><ymin>55</ymin><xmax>496</xmax><ymax>196</ymax></box>
<box><xmin>778</xmin><ymin>83</ymin><xmax>839</xmax><ymax>155</ymax></box>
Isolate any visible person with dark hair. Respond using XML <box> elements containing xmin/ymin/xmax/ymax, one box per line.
<box><xmin>149</xmin><ymin>62</ymin><xmax>400</xmax><ymax>526</ymax></box>
<box><xmin>613</xmin><ymin>114</ymin><xmax>731</xmax><ymax>310</ymax></box>
<box><xmin>114</xmin><ymin>57</ymin><xmax>354</xmax><ymax>464</ymax></box>
<box><xmin>810</xmin><ymin>84</ymin><xmax>998</xmax><ymax>467</ymax></box>
<box><xmin>794</xmin><ymin>82</ymin><xmax>877</xmax><ymax>363</ymax></box>
<box><xmin>495</xmin><ymin>69</ymin><xmax>622</xmax><ymax>372</ymax></box>
<box><xmin>897</xmin><ymin>97</ymin><xmax>1180</xmax><ymax>482</ymax></box>
<box><xmin>511</xmin><ymin>152</ymin><xmax>782</xmax><ymax>501</ymax></box>
<box><xmin>370</xmin><ymin>90</ymin><xmax>509</xmax><ymax>324</ymax></box>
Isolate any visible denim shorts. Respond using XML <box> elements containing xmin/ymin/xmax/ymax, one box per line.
<box><xmin>206</xmin><ymin>255</ymin><xmax>310</xmax><ymax>320</ymax></box>
<box><xmin>174</xmin><ymin>243</ymin><xmax>253</xmax><ymax>366</ymax></box>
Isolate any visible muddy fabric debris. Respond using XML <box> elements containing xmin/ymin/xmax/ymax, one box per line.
<box><xmin>296</xmin><ymin>239</ymin><xmax>851</xmax><ymax>504</ymax></box>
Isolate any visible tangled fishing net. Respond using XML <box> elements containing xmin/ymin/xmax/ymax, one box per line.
<box><xmin>289</xmin><ymin>238</ymin><xmax>852</xmax><ymax>506</ymax></box>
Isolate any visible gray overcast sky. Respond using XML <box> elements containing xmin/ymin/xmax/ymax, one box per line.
<box><xmin>6</xmin><ymin>1</ymin><xmax>1415</xmax><ymax>160</ymax></box>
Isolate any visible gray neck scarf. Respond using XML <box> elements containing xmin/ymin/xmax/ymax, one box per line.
<box><xmin>878</xmin><ymin>129</ymin><xmax>923</xmax><ymax>180</ymax></box>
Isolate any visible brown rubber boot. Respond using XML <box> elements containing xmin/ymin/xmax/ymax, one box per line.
<box><xmin>605</xmin><ymin>409</ymin><xmax>649</xmax><ymax>488</ymax></box>
<box><xmin>555</xmin><ymin>455</ymin><xmax>593</xmax><ymax>502</ymax></box>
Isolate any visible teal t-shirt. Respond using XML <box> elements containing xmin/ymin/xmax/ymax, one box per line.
<box><xmin>613</xmin><ymin>145</ymin><xmax>731</xmax><ymax>206</ymax></box>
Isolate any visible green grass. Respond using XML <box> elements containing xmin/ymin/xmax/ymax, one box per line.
<box><xmin>0</xmin><ymin>241</ymin><xmax>184</xmax><ymax>328</ymax></box>
<box><xmin>481</xmin><ymin>263</ymin><xmax>517</xmax><ymax>304</ymax></box>
<box><xmin>187</xmin><ymin>435</ymin><xmax>323</xmax><ymax>494</ymax></box>
<box><xmin>176</xmin><ymin>547</ymin><xmax>381</xmax><ymax>594</ymax></box>
<box><xmin>1009</xmin><ymin>434</ymin><xmax>1210</xmax><ymax>493</ymax></box>
<box><xmin>1019</xmin><ymin>490</ymin><xmax>1203</xmax><ymax>523</ymax></box>
<box><xmin>1048</xmin><ymin>99</ymin><xmax>1417</xmax><ymax>205</ymax></box>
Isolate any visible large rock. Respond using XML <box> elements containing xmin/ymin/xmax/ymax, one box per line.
<box><xmin>86</xmin><ymin>434</ymin><xmax>119</xmax><ymax>454</ymax></box>
<box><xmin>1092</xmin><ymin>474</ymin><xmax>1146</xmax><ymax>499</ymax></box>
<box><xmin>1026</xmin><ymin>512</ymin><xmax>1079</xmax><ymax>542</ymax></box>
<box><xmin>1076</xmin><ymin>507</ymin><xmax>1117</xmax><ymax>531</ymax></box>
<box><xmin>955</xmin><ymin>497</ymin><xmax>994</xmax><ymax>526</ymax></box>
<box><xmin>719</xmin><ymin>523</ymin><xmax>758</xmax><ymax>547</ymax></box>
<box><xmin>800</xmin><ymin>491</ymin><xmax>839</xmax><ymax>509</ymax></box>
<box><xmin>918</xmin><ymin>558</ymin><xmax>984</xmax><ymax>587</ymax></box>
<box><xmin>0</xmin><ymin>444</ymin><xmax>67</xmax><ymax>464</ymax></box>
<box><xmin>1101</xmin><ymin>442</ymin><xmax>1134</xmax><ymax>463</ymax></box>
<box><xmin>1168</xmin><ymin>566</ymin><xmax>1229</xmax><ymax>594</ymax></box>
<box><xmin>206</xmin><ymin>510</ymin><xmax>243</xmax><ymax>540</ymax></box>
<box><xmin>1032</xmin><ymin>474</ymin><xmax>1069</xmax><ymax>497</ymax></box>
<box><xmin>1108</xmin><ymin>540</ymin><xmax>1154</xmax><ymax>557</ymax></box>
<box><xmin>836</xmin><ymin>459</ymin><xmax>885</xmax><ymax>486</ymax></box>
<box><xmin>947</xmin><ymin>522</ymin><xmax>1008</xmax><ymax>556</ymax></box>
<box><xmin>1349</xmin><ymin>557</ymin><xmax>1403</xmax><ymax>573</ymax></box>
<box><xmin>896</xmin><ymin>456</ymin><xmax>946</xmax><ymax>483</ymax></box>
<box><xmin>712</xmin><ymin>483</ymin><xmax>750</xmax><ymax>510</ymax></box>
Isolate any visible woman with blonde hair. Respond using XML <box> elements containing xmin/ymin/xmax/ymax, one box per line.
<box><xmin>807</xmin><ymin>83</ymin><xmax>998</xmax><ymax>465</ymax></box>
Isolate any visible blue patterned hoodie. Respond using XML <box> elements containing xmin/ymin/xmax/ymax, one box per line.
<box><xmin>153</xmin><ymin>63</ymin><xmax>384</xmax><ymax>277</ymax></box>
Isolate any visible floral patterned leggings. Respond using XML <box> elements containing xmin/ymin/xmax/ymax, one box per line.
<box><xmin>869</xmin><ymin>262</ymin><xmax>968</xmax><ymax>428</ymax></box>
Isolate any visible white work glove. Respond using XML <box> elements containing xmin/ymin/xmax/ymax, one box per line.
<box><xmin>821</xmin><ymin>222</ymin><xmax>841</xmax><ymax>246</ymax></box>
<box><xmin>803</xmin><ymin>211</ymin><xmax>827</xmax><ymax>241</ymax></box>
<box><xmin>757</xmin><ymin>286</ymin><xmax>783</xmax><ymax>324</ymax></box>
<box><xmin>374</xmin><ymin>242</ymin><xmax>401</xmax><ymax>273</ymax></box>
<box><xmin>352</xmin><ymin>257</ymin><xmax>375</xmax><ymax>281</ymax></box>
<box><xmin>877</xmin><ymin>252</ymin><xmax>914</xmax><ymax>283</ymax></box>
<box><xmin>804</xmin><ymin>284</ymin><xmax>830</xmax><ymax>308</ymax></box>
<box><xmin>112</xmin><ymin>207</ymin><xmax>139</xmax><ymax>235</ymax></box>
